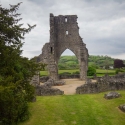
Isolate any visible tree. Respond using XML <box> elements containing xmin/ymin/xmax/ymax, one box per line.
<box><xmin>0</xmin><ymin>3</ymin><xmax>38</xmax><ymax>124</ymax></box>
<box><xmin>114</xmin><ymin>59</ymin><xmax>125</xmax><ymax>69</ymax></box>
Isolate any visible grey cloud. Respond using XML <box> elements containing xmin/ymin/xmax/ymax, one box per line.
<box><xmin>29</xmin><ymin>0</ymin><xmax>55</xmax><ymax>7</ymax></box>
<box><xmin>1</xmin><ymin>0</ymin><xmax>125</xmax><ymax>59</ymax></box>
<box><xmin>87</xmin><ymin>36</ymin><xmax>125</xmax><ymax>55</ymax></box>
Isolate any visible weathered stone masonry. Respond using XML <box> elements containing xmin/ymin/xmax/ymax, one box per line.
<box><xmin>39</xmin><ymin>13</ymin><xmax>89</xmax><ymax>81</ymax></box>
<box><xmin>76</xmin><ymin>74</ymin><xmax>125</xmax><ymax>94</ymax></box>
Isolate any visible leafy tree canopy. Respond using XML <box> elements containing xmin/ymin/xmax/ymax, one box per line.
<box><xmin>114</xmin><ymin>59</ymin><xmax>125</xmax><ymax>69</ymax></box>
<box><xmin>0</xmin><ymin>2</ymin><xmax>39</xmax><ymax>124</ymax></box>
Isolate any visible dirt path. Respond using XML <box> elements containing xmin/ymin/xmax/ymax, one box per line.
<box><xmin>52</xmin><ymin>79</ymin><xmax>85</xmax><ymax>95</ymax></box>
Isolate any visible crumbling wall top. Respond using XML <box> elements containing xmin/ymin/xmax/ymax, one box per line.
<box><xmin>50</xmin><ymin>13</ymin><xmax>78</xmax><ymax>24</ymax></box>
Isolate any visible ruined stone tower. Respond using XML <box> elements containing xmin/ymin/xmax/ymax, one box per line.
<box><xmin>39</xmin><ymin>13</ymin><xmax>89</xmax><ymax>81</ymax></box>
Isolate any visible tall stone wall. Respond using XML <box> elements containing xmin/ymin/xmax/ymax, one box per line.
<box><xmin>39</xmin><ymin>13</ymin><xmax>88</xmax><ymax>81</ymax></box>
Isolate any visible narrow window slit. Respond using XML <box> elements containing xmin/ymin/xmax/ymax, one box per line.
<box><xmin>65</xmin><ymin>17</ymin><xmax>67</xmax><ymax>22</ymax></box>
<box><xmin>51</xmin><ymin>47</ymin><xmax>53</xmax><ymax>54</ymax></box>
<box><xmin>66</xmin><ymin>31</ymin><xmax>68</xmax><ymax>35</ymax></box>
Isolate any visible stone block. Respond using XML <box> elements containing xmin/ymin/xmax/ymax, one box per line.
<box><xmin>104</xmin><ymin>91</ymin><xmax>121</xmax><ymax>99</ymax></box>
<box><xmin>119</xmin><ymin>104</ymin><xmax>125</xmax><ymax>112</ymax></box>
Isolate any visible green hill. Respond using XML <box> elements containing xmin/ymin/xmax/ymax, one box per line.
<box><xmin>58</xmin><ymin>55</ymin><xmax>115</xmax><ymax>70</ymax></box>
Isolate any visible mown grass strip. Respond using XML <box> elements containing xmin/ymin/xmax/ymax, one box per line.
<box><xmin>20</xmin><ymin>91</ymin><xmax>125</xmax><ymax>125</ymax></box>
<box><xmin>40</xmin><ymin>69</ymin><xmax>116</xmax><ymax>76</ymax></box>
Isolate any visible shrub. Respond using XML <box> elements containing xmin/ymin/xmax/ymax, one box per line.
<box><xmin>0</xmin><ymin>85</ymin><xmax>29</xmax><ymax>125</ymax></box>
<box><xmin>87</xmin><ymin>66</ymin><xmax>96</xmax><ymax>76</ymax></box>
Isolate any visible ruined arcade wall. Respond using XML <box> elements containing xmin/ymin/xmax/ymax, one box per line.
<box><xmin>39</xmin><ymin>13</ymin><xmax>89</xmax><ymax>81</ymax></box>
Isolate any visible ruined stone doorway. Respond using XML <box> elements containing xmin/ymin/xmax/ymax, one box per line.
<box><xmin>39</xmin><ymin>14</ymin><xmax>89</xmax><ymax>81</ymax></box>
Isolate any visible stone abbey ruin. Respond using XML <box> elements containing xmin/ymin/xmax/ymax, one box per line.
<box><xmin>39</xmin><ymin>13</ymin><xmax>88</xmax><ymax>81</ymax></box>
<box><xmin>31</xmin><ymin>14</ymin><xmax>125</xmax><ymax>98</ymax></box>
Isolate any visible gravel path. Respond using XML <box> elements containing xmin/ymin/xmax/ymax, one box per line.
<box><xmin>52</xmin><ymin>79</ymin><xmax>85</xmax><ymax>95</ymax></box>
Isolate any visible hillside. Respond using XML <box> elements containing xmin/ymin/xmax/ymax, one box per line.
<box><xmin>58</xmin><ymin>55</ymin><xmax>115</xmax><ymax>69</ymax></box>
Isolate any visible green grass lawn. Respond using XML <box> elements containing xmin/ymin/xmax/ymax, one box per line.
<box><xmin>96</xmin><ymin>69</ymin><xmax>115</xmax><ymax>73</ymax></box>
<box><xmin>96</xmin><ymin>69</ymin><xmax>116</xmax><ymax>77</ymax></box>
<box><xmin>96</xmin><ymin>69</ymin><xmax>115</xmax><ymax>75</ymax></box>
<box><xmin>40</xmin><ymin>70</ymin><xmax>49</xmax><ymax>76</ymax></box>
<box><xmin>20</xmin><ymin>91</ymin><xmax>125</xmax><ymax>125</ymax></box>
<box><xmin>40</xmin><ymin>69</ymin><xmax>116</xmax><ymax>76</ymax></box>
<box><xmin>40</xmin><ymin>69</ymin><xmax>80</xmax><ymax>76</ymax></box>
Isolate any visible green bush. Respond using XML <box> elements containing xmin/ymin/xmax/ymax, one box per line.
<box><xmin>87</xmin><ymin>66</ymin><xmax>96</xmax><ymax>76</ymax></box>
<box><xmin>0</xmin><ymin>86</ymin><xmax>29</xmax><ymax>125</ymax></box>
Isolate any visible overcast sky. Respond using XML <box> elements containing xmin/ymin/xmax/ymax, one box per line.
<box><xmin>1</xmin><ymin>0</ymin><xmax>125</xmax><ymax>59</ymax></box>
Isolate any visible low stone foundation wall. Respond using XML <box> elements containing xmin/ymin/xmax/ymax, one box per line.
<box><xmin>36</xmin><ymin>85</ymin><xmax>64</xmax><ymax>96</ymax></box>
<box><xmin>59</xmin><ymin>74</ymin><xmax>80</xmax><ymax>79</ymax></box>
<box><xmin>40</xmin><ymin>75</ymin><xmax>80</xmax><ymax>83</ymax></box>
<box><xmin>36</xmin><ymin>78</ymin><xmax>65</xmax><ymax>96</ymax></box>
<box><xmin>40</xmin><ymin>76</ymin><xmax>49</xmax><ymax>83</ymax></box>
<box><xmin>44</xmin><ymin>79</ymin><xmax>65</xmax><ymax>86</ymax></box>
<box><xmin>76</xmin><ymin>74</ymin><xmax>125</xmax><ymax>94</ymax></box>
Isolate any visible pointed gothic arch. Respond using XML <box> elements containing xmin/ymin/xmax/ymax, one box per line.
<box><xmin>58</xmin><ymin>49</ymin><xmax>79</xmax><ymax>71</ymax></box>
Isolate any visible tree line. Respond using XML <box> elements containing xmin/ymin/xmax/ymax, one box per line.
<box><xmin>58</xmin><ymin>55</ymin><xmax>125</xmax><ymax>70</ymax></box>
